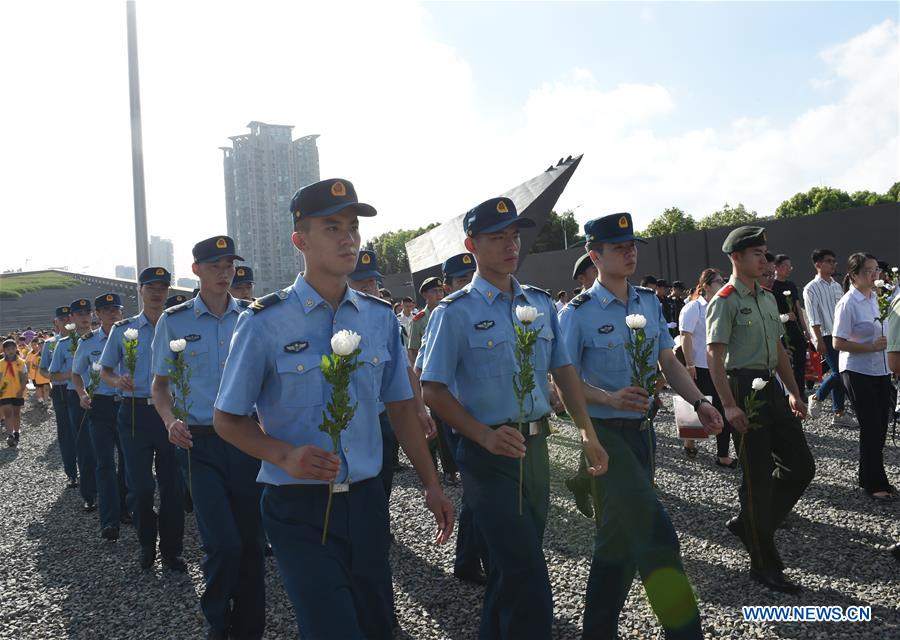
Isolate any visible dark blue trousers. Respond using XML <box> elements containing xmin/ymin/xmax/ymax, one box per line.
<box><xmin>456</xmin><ymin>431</ymin><xmax>551</xmax><ymax>640</ymax></box>
<box><xmin>66</xmin><ymin>389</ymin><xmax>97</xmax><ymax>504</ymax></box>
<box><xmin>815</xmin><ymin>335</ymin><xmax>846</xmax><ymax>413</ymax></box>
<box><xmin>446</xmin><ymin>429</ymin><xmax>488</xmax><ymax>576</ymax></box>
<box><xmin>377</xmin><ymin>411</ymin><xmax>398</xmax><ymax>500</ymax></box>
<box><xmin>117</xmin><ymin>400</ymin><xmax>184</xmax><ymax>558</ymax></box>
<box><xmin>50</xmin><ymin>385</ymin><xmax>77</xmax><ymax>481</ymax></box>
<box><xmin>262</xmin><ymin>478</ymin><xmax>392</xmax><ymax>640</ymax></box>
<box><xmin>176</xmin><ymin>432</ymin><xmax>265</xmax><ymax>639</ymax></box>
<box><xmin>88</xmin><ymin>394</ymin><xmax>129</xmax><ymax>530</ymax></box>
<box><xmin>583</xmin><ymin>420</ymin><xmax>701</xmax><ymax>640</ymax></box>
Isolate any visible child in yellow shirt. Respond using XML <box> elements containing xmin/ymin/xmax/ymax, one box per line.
<box><xmin>1</xmin><ymin>338</ymin><xmax>28</xmax><ymax>447</ymax></box>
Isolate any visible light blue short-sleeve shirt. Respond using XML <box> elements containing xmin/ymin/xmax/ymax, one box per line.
<box><xmin>215</xmin><ymin>275</ymin><xmax>413</xmax><ymax>486</ymax></box>
<box><xmin>98</xmin><ymin>313</ymin><xmax>157</xmax><ymax>398</ymax></box>
<box><xmin>73</xmin><ymin>327</ymin><xmax>118</xmax><ymax>396</ymax></box>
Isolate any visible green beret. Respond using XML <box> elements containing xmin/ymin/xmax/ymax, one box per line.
<box><xmin>722</xmin><ymin>226</ymin><xmax>767</xmax><ymax>253</ymax></box>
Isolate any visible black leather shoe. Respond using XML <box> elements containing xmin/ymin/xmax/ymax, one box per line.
<box><xmin>120</xmin><ymin>511</ymin><xmax>133</xmax><ymax>525</ymax></box>
<box><xmin>750</xmin><ymin>568</ymin><xmax>801</xmax><ymax>594</ymax></box>
<box><xmin>565</xmin><ymin>477</ymin><xmax>594</xmax><ymax>519</ymax></box>
<box><xmin>101</xmin><ymin>527</ymin><xmax>119</xmax><ymax>541</ymax></box>
<box><xmin>453</xmin><ymin>568</ymin><xmax>488</xmax><ymax>586</ymax></box>
<box><xmin>183</xmin><ymin>491</ymin><xmax>194</xmax><ymax>514</ymax></box>
<box><xmin>725</xmin><ymin>517</ymin><xmax>784</xmax><ymax>571</ymax></box>
<box><xmin>83</xmin><ymin>501</ymin><xmax>96</xmax><ymax>512</ymax></box>
<box><xmin>139</xmin><ymin>545</ymin><xmax>156</xmax><ymax>570</ymax></box>
<box><xmin>264</xmin><ymin>543</ymin><xmax>274</xmax><ymax>557</ymax></box>
<box><xmin>889</xmin><ymin>542</ymin><xmax>900</xmax><ymax>562</ymax></box>
<box><xmin>66</xmin><ymin>477</ymin><xmax>79</xmax><ymax>489</ymax></box>
<box><xmin>161</xmin><ymin>555</ymin><xmax>188</xmax><ymax>572</ymax></box>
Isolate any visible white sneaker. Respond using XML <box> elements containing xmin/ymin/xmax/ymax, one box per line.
<box><xmin>832</xmin><ymin>413</ymin><xmax>858</xmax><ymax>427</ymax></box>
<box><xmin>807</xmin><ymin>394</ymin><xmax>822</xmax><ymax>419</ymax></box>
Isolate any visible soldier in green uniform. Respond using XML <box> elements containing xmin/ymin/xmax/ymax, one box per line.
<box><xmin>406</xmin><ymin>277</ymin><xmax>444</xmax><ymax>365</ymax></box>
<box><xmin>706</xmin><ymin>226</ymin><xmax>815</xmax><ymax>593</ymax></box>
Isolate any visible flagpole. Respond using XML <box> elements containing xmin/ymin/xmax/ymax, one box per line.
<box><xmin>126</xmin><ymin>0</ymin><xmax>149</xmax><ymax>307</ymax></box>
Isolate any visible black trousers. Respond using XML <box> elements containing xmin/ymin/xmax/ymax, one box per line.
<box><xmin>695</xmin><ymin>367</ymin><xmax>735</xmax><ymax>459</ymax></box>
<box><xmin>842</xmin><ymin>371</ymin><xmax>892</xmax><ymax>494</ymax></box>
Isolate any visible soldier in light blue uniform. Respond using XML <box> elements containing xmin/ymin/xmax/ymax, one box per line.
<box><xmin>99</xmin><ymin>267</ymin><xmax>186</xmax><ymax>573</ymax></box>
<box><xmin>420</xmin><ymin>197</ymin><xmax>608</xmax><ymax>640</ymax></box>
<box><xmin>229</xmin><ymin>266</ymin><xmax>255</xmax><ymax>302</ymax></box>
<box><xmin>415</xmin><ymin>252</ymin><xmax>488</xmax><ymax>586</ymax></box>
<box><xmin>213</xmin><ymin>178</ymin><xmax>454</xmax><ymax>640</ymax></box>
<box><xmin>40</xmin><ymin>305</ymin><xmax>78</xmax><ymax>488</ymax></box>
<box><xmin>48</xmin><ymin>297</ymin><xmax>98</xmax><ymax>511</ymax></box>
<box><xmin>151</xmin><ymin>236</ymin><xmax>264</xmax><ymax>640</ymax></box>
<box><xmin>72</xmin><ymin>293</ymin><xmax>130</xmax><ymax>540</ymax></box>
<box><xmin>557</xmin><ymin>213</ymin><xmax>722</xmax><ymax>640</ymax></box>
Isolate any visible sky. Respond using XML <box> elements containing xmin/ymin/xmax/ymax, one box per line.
<box><xmin>0</xmin><ymin>0</ymin><xmax>897</xmax><ymax>280</ymax></box>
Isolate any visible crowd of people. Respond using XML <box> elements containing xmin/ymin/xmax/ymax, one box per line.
<box><xmin>1</xmin><ymin>176</ymin><xmax>898</xmax><ymax>640</ymax></box>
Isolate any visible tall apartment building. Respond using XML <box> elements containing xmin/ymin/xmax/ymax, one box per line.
<box><xmin>115</xmin><ymin>265</ymin><xmax>136</xmax><ymax>280</ymax></box>
<box><xmin>149</xmin><ymin>236</ymin><xmax>175</xmax><ymax>278</ymax></box>
<box><xmin>221</xmin><ymin>122</ymin><xmax>320</xmax><ymax>294</ymax></box>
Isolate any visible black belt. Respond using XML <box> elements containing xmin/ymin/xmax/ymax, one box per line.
<box><xmin>188</xmin><ymin>425</ymin><xmax>216</xmax><ymax>436</ymax></box>
<box><xmin>268</xmin><ymin>476</ymin><xmax>377</xmax><ymax>495</ymax></box>
<box><xmin>93</xmin><ymin>393</ymin><xmax>120</xmax><ymax>402</ymax></box>
<box><xmin>122</xmin><ymin>396</ymin><xmax>154</xmax><ymax>405</ymax></box>
<box><xmin>488</xmin><ymin>416</ymin><xmax>550</xmax><ymax>437</ymax></box>
<box><xmin>727</xmin><ymin>369</ymin><xmax>775</xmax><ymax>380</ymax></box>
<box><xmin>593</xmin><ymin>417</ymin><xmax>648</xmax><ymax>430</ymax></box>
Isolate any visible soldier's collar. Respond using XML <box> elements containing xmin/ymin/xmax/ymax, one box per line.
<box><xmin>135</xmin><ymin>312</ymin><xmax>151</xmax><ymax>329</ymax></box>
<box><xmin>192</xmin><ymin>293</ymin><xmax>240</xmax><ymax>319</ymax></box>
<box><xmin>471</xmin><ymin>272</ymin><xmax>525</xmax><ymax>305</ymax></box>
<box><xmin>590</xmin><ymin>280</ymin><xmax>640</xmax><ymax>308</ymax></box>
<box><xmin>292</xmin><ymin>275</ymin><xmax>361</xmax><ymax>314</ymax></box>
<box><xmin>730</xmin><ymin>276</ymin><xmax>761</xmax><ymax>298</ymax></box>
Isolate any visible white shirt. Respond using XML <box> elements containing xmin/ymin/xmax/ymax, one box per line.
<box><xmin>555</xmin><ymin>300</ymin><xmax>566</xmax><ymax>313</ymax></box>
<box><xmin>832</xmin><ymin>286</ymin><xmax>888</xmax><ymax>376</ymax></box>
<box><xmin>396</xmin><ymin>311</ymin><xmax>414</xmax><ymax>332</ymax></box>
<box><xmin>803</xmin><ymin>275</ymin><xmax>843</xmax><ymax>336</ymax></box>
<box><xmin>678</xmin><ymin>297</ymin><xmax>709</xmax><ymax>369</ymax></box>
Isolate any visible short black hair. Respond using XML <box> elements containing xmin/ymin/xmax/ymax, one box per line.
<box><xmin>765</xmin><ymin>252</ymin><xmax>776</xmax><ymax>263</ymax></box>
<box><xmin>811</xmin><ymin>248</ymin><xmax>835</xmax><ymax>264</ymax></box>
<box><xmin>557</xmin><ymin>290</ymin><xmax>566</xmax><ymax>299</ymax></box>
<box><xmin>401</xmin><ymin>296</ymin><xmax>413</xmax><ymax>303</ymax></box>
<box><xmin>640</xmin><ymin>275</ymin><xmax>658</xmax><ymax>287</ymax></box>
<box><xmin>774</xmin><ymin>254</ymin><xmax>791</xmax><ymax>266</ymax></box>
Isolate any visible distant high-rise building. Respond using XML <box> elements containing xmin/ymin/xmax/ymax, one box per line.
<box><xmin>176</xmin><ymin>277</ymin><xmax>199</xmax><ymax>290</ymax></box>
<box><xmin>149</xmin><ymin>236</ymin><xmax>175</xmax><ymax>278</ymax></box>
<box><xmin>221</xmin><ymin>122</ymin><xmax>320</xmax><ymax>294</ymax></box>
<box><xmin>115</xmin><ymin>265</ymin><xmax>136</xmax><ymax>280</ymax></box>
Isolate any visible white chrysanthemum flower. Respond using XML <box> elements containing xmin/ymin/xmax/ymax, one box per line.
<box><xmin>779</xmin><ymin>314</ymin><xmax>790</xmax><ymax>323</ymax></box>
<box><xmin>751</xmin><ymin>378</ymin><xmax>768</xmax><ymax>391</ymax></box>
<box><xmin>874</xmin><ymin>279</ymin><xmax>885</xmax><ymax>288</ymax></box>
<box><xmin>515</xmin><ymin>306</ymin><xmax>542</xmax><ymax>325</ymax></box>
<box><xmin>625</xmin><ymin>314</ymin><xmax>647</xmax><ymax>330</ymax></box>
<box><xmin>170</xmin><ymin>339</ymin><xmax>187</xmax><ymax>353</ymax></box>
<box><xmin>65</xmin><ymin>323</ymin><xmax>76</xmax><ymax>332</ymax></box>
<box><xmin>782</xmin><ymin>290</ymin><xmax>791</xmax><ymax>297</ymax></box>
<box><xmin>331</xmin><ymin>330</ymin><xmax>362</xmax><ymax>356</ymax></box>
<box><xmin>91</xmin><ymin>362</ymin><xmax>102</xmax><ymax>372</ymax></box>
<box><xmin>123</xmin><ymin>328</ymin><xmax>139</xmax><ymax>341</ymax></box>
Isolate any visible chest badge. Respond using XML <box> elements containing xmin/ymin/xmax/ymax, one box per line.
<box><xmin>91</xmin><ymin>350</ymin><xmax>102</xmax><ymax>356</ymax></box>
<box><xmin>474</xmin><ymin>320</ymin><xmax>495</xmax><ymax>330</ymax></box>
<box><xmin>284</xmin><ymin>341</ymin><xmax>309</xmax><ymax>353</ymax></box>
<box><xmin>598</xmin><ymin>324</ymin><xmax>614</xmax><ymax>334</ymax></box>
<box><xmin>739</xmin><ymin>308</ymin><xmax>752</xmax><ymax>315</ymax></box>
<box><xmin>184</xmin><ymin>334</ymin><xmax>201</xmax><ymax>342</ymax></box>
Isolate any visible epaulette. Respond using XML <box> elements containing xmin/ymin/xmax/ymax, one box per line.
<box><xmin>439</xmin><ymin>289</ymin><xmax>468</xmax><ymax>305</ymax></box>
<box><xmin>249</xmin><ymin>290</ymin><xmax>286</xmax><ymax>313</ymax></box>
<box><xmin>412</xmin><ymin>310</ymin><xmax>426</xmax><ymax>321</ymax></box>
<box><xmin>634</xmin><ymin>286</ymin><xmax>655</xmax><ymax>294</ymax></box>
<box><xmin>569</xmin><ymin>291</ymin><xmax>592</xmax><ymax>309</ymax></box>
<box><xmin>522</xmin><ymin>284</ymin><xmax>551</xmax><ymax>297</ymax></box>
<box><xmin>717</xmin><ymin>284</ymin><xmax>736</xmax><ymax>298</ymax></box>
<box><xmin>81</xmin><ymin>329</ymin><xmax>97</xmax><ymax>340</ymax></box>
<box><xmin>113</xmin><ymin>319</ymin><xmax>130</xmax><ymax>327</ymax></box>
<box><xmin>57</xmin><ymin>335</ymin><xmax>71</xmax><ymax>343</ymax></box>
<box><xmin>164</xmin><ymin>299</ymin><xmax>194</xmax><ymax>316</ymax></box>
<box><xmin>357</xmin><ymin>291</ymin><xmax>392</xmax><ymax>307</ymax></box>
<box><xmin>236</xmin><ymin>298</ymin><xmax>252</xmax><ymax>309</ymax></box>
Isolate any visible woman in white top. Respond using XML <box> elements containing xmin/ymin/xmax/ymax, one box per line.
<box><xmin>833</xmin><ymin>252</ymin><xmax>892</xmax><ymax>500</ymax></box>
<box><xmin>679</xmin><ymin>268</ymin><xmax>735</xmax><ymax>467</ymax></box>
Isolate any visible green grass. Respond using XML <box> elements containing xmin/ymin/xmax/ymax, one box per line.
<box><xmin>0</xmin><ymin>272</ymin><xmax>80</xmax><ymax>299</ymax></box>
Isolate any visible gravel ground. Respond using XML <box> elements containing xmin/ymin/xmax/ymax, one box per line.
<box><xmin>1</xmin><ymin>392</ymin><xmax>897</xmax><ymax>639</ymax></box>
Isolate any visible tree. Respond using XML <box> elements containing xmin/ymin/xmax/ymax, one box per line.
<box><xmin>530</xmin><ymin>209</ymin><xmax>583</xmax><ymax>253</ymax></box>
<box><xmin>642</xmin><ymin>207</ymin><xmax>696</xmax><ymax>238</ymax></box>
<box><xmin>697</xmin><ymin>203</ymin><xmax>758</xmax><ymax>230</ymax></box>
<box><xmin>774</xmin><ymin>186</ymin><xmax>854</xmax><ymax>218</ymax></box>
<box><xmin>851</xmin><ymin>190</ymin><xmax>894</xmax><ymax>207</ymax></box>
<box><xmin>363</xmin><ymin>223</ymin><xmax>440</xmax><ymax>274</ymax></box>
<box><xmin>886</xmin><ymin>181</ymin><xmax>900</xmax><ymax>202</ymax></box>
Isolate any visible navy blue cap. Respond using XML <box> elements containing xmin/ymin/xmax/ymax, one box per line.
<box><xmin>656</xmin><ymin>279</ymin><xmax>670</xmax><ymax>288</ymax></box>
<box><xmin>584</xmin><ymin>213</ymin><xmax>647</xmax><ymax>245</ymax></box>
<box><xmin>463</xmin><ymin>197</ymin><xmax>536</xmax><ymax>237</ymax></box>
<box><xmin>573</xmin><ymin>253</ymin><xmax>594</xmax><ymax>280</ymax></box>
<box><xmin>54</xmin><ymin>306</ymin><xmax>71</xmax><ymax>319</ymax></box>
<box><xmin>290</xmin><ymin>178</ymin><xmax>376</xmax><ymax>222</ymax></box>
<box><xmin>349</xmin><ymin>250</ymin><xmax>383</xmax><ymax>281</ymax></box>
<box><xmin>232</xmin><ymin>266</ymin><xmax>254</xmax><ymax>285</ymax></box>
<box><xmin>95</xmin><ymin>293</ymin><xmax>123</xmax><ymax>309</ymax></box>
<box><xmin>442</xmin><ymin>253</ymin><xmax>476</xmax><ymax>279</ymax></box>
<box><xmin>419</xmin><ymin>277</ymin><xmax>443</xmax><ymax>294</ymax></box>
<box><xmin>139</xmin><ymin>267</ymin><xmax>172</xmax><ymax>286</ymax></box>
<box><xmin>192</xmin><ymin>235</ymin><xmax>244</xmax><ymax>263</ymax></box>
<box><xmin>70</xmin><ymin>298</ymin><xmax>92</xmax><ymax>313</ymax></box>
<box><xmin>165</xmin><ymin>294</ymin><xmax>188</xmax><ymax>308</ymax></box>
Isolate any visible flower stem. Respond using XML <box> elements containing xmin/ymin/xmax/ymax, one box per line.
<box><xmin>321</xmin><ymin>482</ymin><xmax>334</xmax><ymax>545</ymax></box>
<box><xmin>518</xmin><ymin>419</ymin><xmax>524</xmax><ymax>517</ymax></box>
<box><xmin>131</xmin><ymin>397</ymin><xmax>135</xmax><ymax>438</ymax></box>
